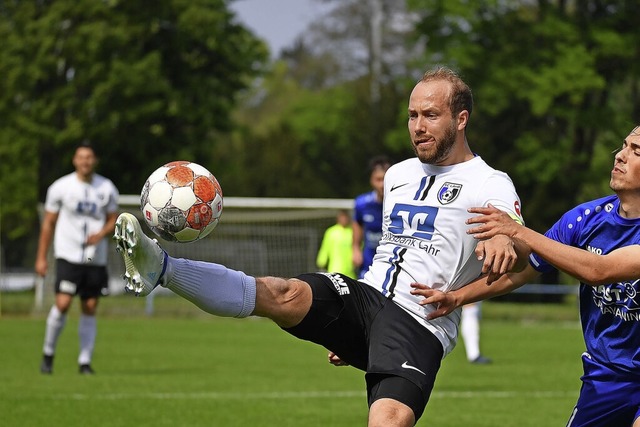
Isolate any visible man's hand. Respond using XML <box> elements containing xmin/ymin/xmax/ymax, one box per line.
<box><xmin>86</xmin><ymin>232</ymin><xmax>103</xmax><ymax>246</ymax></box>
<box><xmin>466</xmin><ymin>205</ymin><xmax>523</xmax><ymax>240</ymax></box>
<box><xmin>467</xmin><ymin>205</ymin><xmax>527</xmax><ymax>283</ymax></box>
<box><xmin>35</xmin><ymin>258</ymin><xmax>48</xmax><ymax>277</ymax></box>
<box><xmin>352</xmin><ymin>249</ymin><xmax>363</xmax><ymax>272</ymax></box>
<box><xmin>410</xmin><ymin>283</ymin><xmax>461</xmax><ymax>320</ymax></box>
<box><xmin>328</xmin><ymin>351</ymin><xmax>349</xmax><ymax>366</ymax></box>
<box><xmin>474</xmin><ymin>235</ymin><xmax>518</xmax><ymax>284</ymax></box>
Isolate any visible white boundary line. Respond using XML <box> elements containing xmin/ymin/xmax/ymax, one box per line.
<box><xmin>57</xmin><ymin>390</ymin><xmax>576</xmax><ymax>400</ymax></box>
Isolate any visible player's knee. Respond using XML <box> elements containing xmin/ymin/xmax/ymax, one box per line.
<box><xmin>255</xmin><ymin>277</ymin><xmax>312</xmax><ymax>327</ymax></box>
<box><xmin>368</xmin><ymin>375</ymin><xmax>424</xmax><ymax>425</ymax></box>
<box><xmin>368</xmin><ymin>398</ymin><xmax>415</xmax><ymax>427</ymax></box>
<box><xmin>54</xmin><ymin>299</ymin><xmax>72</xmax><ymax>313</ymax></box>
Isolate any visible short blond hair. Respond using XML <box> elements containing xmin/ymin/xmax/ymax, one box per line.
<box><xmin>420</xmin><ymin>66</ymin><xmax>473</xmax><ymax>118</ymax></box>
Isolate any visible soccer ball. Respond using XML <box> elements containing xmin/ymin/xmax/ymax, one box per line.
<box><xmin>140</xmin><ymin>161</ymin><xmax>223</xmax><ymax>243</ymax></box>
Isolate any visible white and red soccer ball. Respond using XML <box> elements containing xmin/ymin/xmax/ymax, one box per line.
<box><xmin>140</xmin><ymin>161</ymin><xmax>223</xmax><ymax>243</ymax></box>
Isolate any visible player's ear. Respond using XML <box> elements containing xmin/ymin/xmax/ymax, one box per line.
<box><xmin>456</xmin><ymin>110</ymin><xmax>469</xmax><ymax>131</ymax></box>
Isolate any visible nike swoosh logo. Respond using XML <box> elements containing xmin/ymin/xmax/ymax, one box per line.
<box><xmin>401</xmin><ymin>361</ymin><xmax>426</xmax><ymax>376</ymax></box>
<box><xmin>390</xmin><ymin>183</ymin><xmax>409</xmax><ymax>192</ymax></box>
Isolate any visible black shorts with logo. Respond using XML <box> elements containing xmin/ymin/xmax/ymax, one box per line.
<box><xmin>284</xmin><ymin>272</ymin><xmax>444</xmax><ymax>420</ymax></box>
<box><xmin>55</xmin><ymin>259</ymin><xmax>109</xmax><ymax>299</ymax></box>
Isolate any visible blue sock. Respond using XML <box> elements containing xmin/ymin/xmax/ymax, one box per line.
<box><xmin>164</xmin><ymin>257</ymin><xmax>256</xmax><ymax>318</ymax></box>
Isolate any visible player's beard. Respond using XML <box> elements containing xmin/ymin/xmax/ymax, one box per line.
<box><xmin>609</xmin><ymin>177</ymin><xmax>626</xmax><ymax>192</ymax></box>
<box><xmin>415</xmin><ymin>119</ymin><xmax>457</xmax><ymax>165</ymax></box>
<box><xmin>609</xmin><ymin>164</ymin><xmax>628</xmax><ymax>192</ymax></box>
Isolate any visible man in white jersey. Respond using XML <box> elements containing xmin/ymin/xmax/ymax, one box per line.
<box><xmin>413</xmin><ymin>125</ymin><xmax>640</xmax><ymax>427</ymax></box>
<box><xmin>36</xmin><ymin>142</ymin><xmax>119</xmax><ymax>375</ymax></box>
<box><xmin>114</xmin><ymin>66</ymin><xmax>526</xmax><ymax>426</ymax></box>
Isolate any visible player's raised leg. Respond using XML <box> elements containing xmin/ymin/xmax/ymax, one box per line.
<box><xmin>113</xmin><ymin>213</ymin><xmax>311</xmax><ymax>326</ymax></box>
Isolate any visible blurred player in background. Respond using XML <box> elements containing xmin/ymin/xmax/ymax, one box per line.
<box><xmin>114</xmin><ymin>66</ymin><xmax>527</xmax><ymax>426</ymax></box>
<box><xmin>316</xmin><ymin>209</ymin><xmax>356</xmax><ymax>278</ymax></box>
<box><xmin>36</xmin><ymin>142</ymin><xmax>119</xmax><ymax>375</ymax></box>
<box><xmin>460</xmin><ymin>302</ymin><xmax>491</xmax><ymax>364</ymax></box>
<box><xmin>415</xmin><ymin>125</ymin><xmax>640</xmax><ymax>427</ymax></box>
<box><xmin>352</xmin><ymin>155</ymin><xmax>392</xmax><ymax>279</ymax></box>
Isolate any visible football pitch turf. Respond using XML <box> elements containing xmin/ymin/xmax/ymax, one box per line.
<box><xmin>0</xmin><ymin>293</ymin><xmax>584</xmax><ymax>426</ymax></box>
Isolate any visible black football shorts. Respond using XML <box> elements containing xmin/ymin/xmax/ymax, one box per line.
<box><xmin>55</xmin><ymin>259</ymin><xmax>109</xmax><ymax>299</ymax></box>
<box><xmin>284</xmin><ymin>272</ymin><xmax>444</xmax><ymax>420</ymax></box>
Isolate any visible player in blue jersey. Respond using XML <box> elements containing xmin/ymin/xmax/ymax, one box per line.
<box><xmin>415</xmin><ymin>125</ymin><xmax>640</xmax><ymax>427</ymax></box>
<box><xmin>352</xmin><ymin>155</ymin><xmax>392</xmax><ymax>279</ymax></box>
<box><xmin>114</xmin><ymin>66</ymin><xmax>528</xmax><ymax>427</ymax></box>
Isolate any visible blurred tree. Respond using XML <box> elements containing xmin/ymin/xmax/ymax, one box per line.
<box><xmin>304</xmin><ymin>0</ymin><xmax>418</xmax><ymax>148</ymax></box>
<box><xmin>225</xmin><ymin>0</ymin><xmax>416</xmax><ymax>199</ymax></box>
<box><xmin>227</xmin><ymin>58</ymin><xmax>411</xmax><ymax>199</ymax></box>
<box><xmin>397</xmin><ymin>0</ymin><xmax>639</xmax><ymax>294</ymax></box>
<box><xmin>405</xmin><ymin>0</ymin><xmax>640</xmax><ymax>233</ymax></box>
<box><xmin>0</xmin><ymin>0</ymin><xmax>267</xmax><ymax>267</ymax></box>
<box><xmin>225</xmin><ymin>61</ymin><xmax>387</xmax><ymax>198</ymax></box>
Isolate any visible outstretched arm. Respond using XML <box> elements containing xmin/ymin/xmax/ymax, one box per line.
<box><xmin>412</xmin><ymin>264</ymin><xmax>540</xmax><ymax>319</ymax></box>
<box><xmin>467</xmin><ymin>205</ymin><xmax>640</xmax><ymax>285</ymax></box>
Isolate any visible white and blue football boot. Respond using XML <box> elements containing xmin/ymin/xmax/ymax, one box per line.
<box><xmin>114</xmin><ymin>213</ymin><xmax>168</xmax><ymax>296</ymax></box>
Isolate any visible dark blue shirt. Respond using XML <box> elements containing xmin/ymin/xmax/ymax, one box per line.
<box><xmin>530</xmin><ymin>195</ymin><xmax>640</xmax><ymax>381</ymax></box>
<box><xmin>353</xmin><ymin>190</ymin><xmax>383</xmax><ymax>279</ymax></box>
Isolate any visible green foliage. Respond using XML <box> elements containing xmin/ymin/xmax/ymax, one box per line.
<box><xmin>227</xmin><ymin>61</ymin><xmax>407</xmax><ymax>198</ymax></box>
<box><xmin>408</xmin><ymin>0</ymin><xmax>639</xmax><ymax>231</ymax></box>
<box><xmin>3</xmin><ymin>0</ymin><xmax>640</xmax><ymax>269</ymax></box>
<box><xmin>0</xmin><ymin>0</ymin><xmax>267</xmax><ymax>263</ymax></box>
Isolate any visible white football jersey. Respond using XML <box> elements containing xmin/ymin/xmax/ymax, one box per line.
<box><xmin>44</xmin><ymin>172</ymin><xmax>119</xmax><ymax>266</ymax></box>
<box><xmin>361</xmin><ymin>156</ymin><xmax>522</xmax><ymax>355</ymax></box>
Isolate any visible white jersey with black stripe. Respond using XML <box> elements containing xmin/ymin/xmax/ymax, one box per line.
<box><xmin>45</xmin><ymin>172</ymin><xmax>119</xmax><ymax>266</ymax></box>
<box><xmin>361</xmin><ymin>156</ymin><xmax>523</xmax><ymax>356</ymax></box>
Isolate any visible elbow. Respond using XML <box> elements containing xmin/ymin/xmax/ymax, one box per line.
<box><xmin>512</xmin><ymin>256</ymin><xmax>529</xmax><ymax>273</ymax></box>
<box><xmin>576</xmin><ymin>267</ymin><xmax>616</xmax><ymax>286</ymax></box>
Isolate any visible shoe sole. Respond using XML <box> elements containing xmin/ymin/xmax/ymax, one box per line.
<box><xmin>114</xmin><ymin>213</ymin><xmax>148</xmax><ymax>296</ymax></box>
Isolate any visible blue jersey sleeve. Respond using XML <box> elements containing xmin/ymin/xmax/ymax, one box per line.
<box><xmin>529</xmin><ymin>207</ymin><xmax>581</xmax><ymax>273</ymax></box>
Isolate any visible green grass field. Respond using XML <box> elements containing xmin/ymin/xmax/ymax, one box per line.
<box><xmin>0</xmin><ymin>292</ymin><xmax>584</xmax><ymax>427</ymax></box>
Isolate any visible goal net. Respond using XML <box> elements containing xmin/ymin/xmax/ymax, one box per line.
<box><xmin>107</xmin><ymin>196</ymin><xmax>354</xmax><ymax>295</ymax></box>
